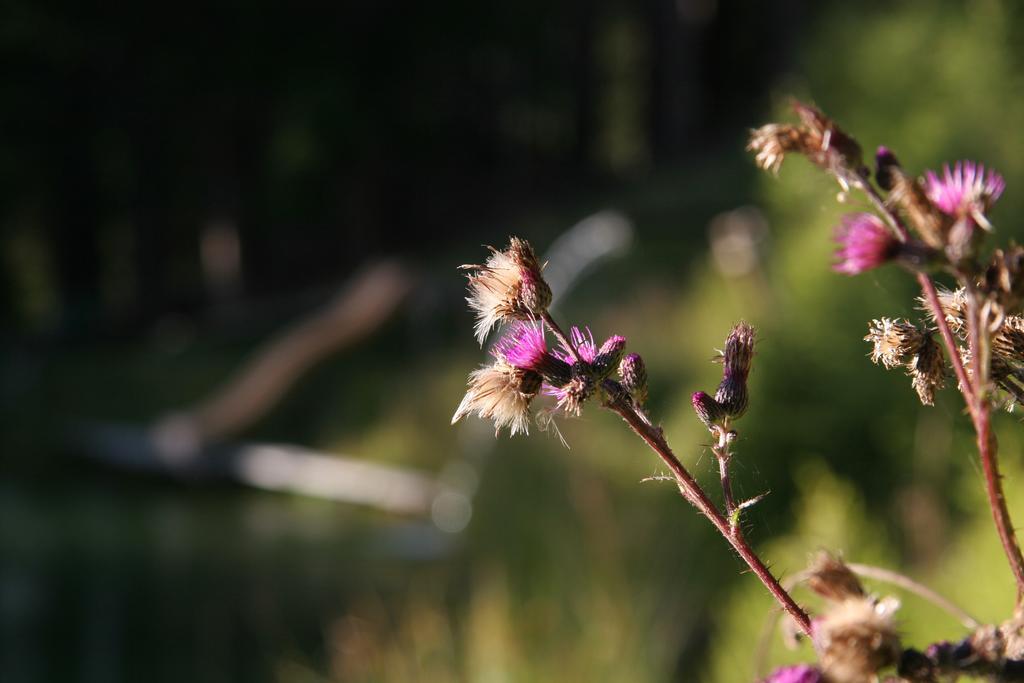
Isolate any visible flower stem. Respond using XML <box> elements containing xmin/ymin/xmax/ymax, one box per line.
<box><xmin>712</xmin><ymin>427</ymin><xmax>740</xmax><ymax>534</ymax></box>
<box><xmin>603</xmin><ymin>382</ymin><xmax>812</xmax><ymax>635</ymax></box>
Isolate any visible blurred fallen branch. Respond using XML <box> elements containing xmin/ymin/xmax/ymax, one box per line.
<box><xmin>179</xmin><ymin>259</ymin><xmax>414</xmax><ymax>443</ymax></box>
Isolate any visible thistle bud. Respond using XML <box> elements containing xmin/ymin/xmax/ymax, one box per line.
<box><xmin>462</xmin><ymin>237</ymin><xmax>552</xmax><ymax>345</ymax></box>
<box><xmin>618</xmin><ymin>352</ymin><xmax>648</xmax><ymax>406</ymax></box>
<box><xmin>874</xmin><ymin>146</ymin><xmax>900</xmax><ymax>192</ymax></box>
<box><xmin>714</xmin><ymin>322</ymin><xmax>754</xmax><ymax>420</ymax></box>
<box><xmin>592</xmin><ymin>335</ymin><xmax>626</xmax><ymax>379</ymax></box>
<box><xmin>692</xmin><ymin>391</ymin><xmax>726</xmax><ymax>430</ymax></box>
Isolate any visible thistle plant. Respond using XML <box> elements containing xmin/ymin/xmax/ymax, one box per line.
<box><xmin>452</xmin><ymin>242</ymin><xmax>811</xmax><ymax>641</ymax></box>
<box><xmin>450</xmin><ymin>101</ymin><xmax>1024</xmax><ymax>682</ymax></box>
<box><xmin>746</xmin><ymin>101</ymin><xmax>1024</xmax><ymax>681</ymax></box>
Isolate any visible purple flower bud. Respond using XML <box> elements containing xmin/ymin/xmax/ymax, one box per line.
<box><xmin>874</xmin><ymin>145</ymin><xmax>900</xmax><ymax>191</ymax></box>
<box><xmin>592</xmin><ymin>335</ymin><xmax>627</xmax><ymax>378</ymax></box>
<box><xmin>761</xmin><ymin>664</ymin><xmax>822</xmax><ymax>683</ymax></box>
<box><xmin>714</xmin><ymin>322</ymin><xmax>754</xmax><ymax>420</ymax></box>
<box><xmin>618</xmin><ymin>352</ymin><xmax>648</xmax><ymax>406</ymax></box>
<box><xmin>692</xmin><ymin>391</ymin><xmax>726</xmax><ymax>429</ymax></box>
<box><xmin>832</xmin><ymin>213</ymin><xmax>900</xmax><ymax>275</ymax></box>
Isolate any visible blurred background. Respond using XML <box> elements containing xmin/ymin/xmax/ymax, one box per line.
<box><xmin>4</xmin><ymin>0</ymin><xmax>1024</xmax><ymax>680</ymax></box>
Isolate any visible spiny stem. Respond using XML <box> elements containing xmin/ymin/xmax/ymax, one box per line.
<box><xmin>961</xmin><ymin>282</ymin><xmax>1024</xmax><ymax>602</ymax></box>
<box><xmin>602</xmin><ymin>380</ymin><xmax>812</xmax><ymax>635</ymax></box>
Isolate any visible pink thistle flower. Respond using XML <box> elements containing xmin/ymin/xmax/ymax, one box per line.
<box><xmin>924</xmin><ymin>160</ymin><xmax>1004</xmax><ymax>230</ymax></box>
<box><xmin>760</xmin><ymin>664</ymin><xmax>822</xmax><ymax>683</ymax></box>
<box><xmin>554</xmin><ymin>326</ymin><xmax>598</xmax><ymax>364</ymax></box>
<box><xmin>494</xmin><ymin>322</ymin><xmax>571</xmax><ymax>384</ymax></box>
<box><xmin>832</xmin><ymin>213</ymin><xmax>899</xmax><ymax>275</ymax></box>
<box><xmin>494</xmin><ymin>322</ymin><xmax>548</xmax><ymax>370</ymax></box>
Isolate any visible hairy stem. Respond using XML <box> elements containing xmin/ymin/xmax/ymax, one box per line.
<box><xmin>603</xmin><ymin>383</ymin><xmax>812</xmax><ymax>635</ymax></box>
<box><xmin>918</xmin><ymin>273</ymin><xmax>976</xmax><ymax>414</ymax></box>
<box><xmin>962</xmin><ymin>284</ymin><xmax>1024</xmax><ymax>601</ymax></box>
<box><xmin>850</xmin><ymin>169</ymin><xmax>1024</xmax><ymax>600</ymax></box>
<box><xmin>713</xmin><ymin>427</ymin><xmax>739</xmax><ymax>534</ymax></box>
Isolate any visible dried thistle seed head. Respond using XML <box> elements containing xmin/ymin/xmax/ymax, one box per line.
<box><xmin>747</xmin><ymin>124</ymin><xmax>812</xmax><ymax>174</ymax></box>
<box><xmin>832</xmin><ymin>213</ymin><xmax>901</xmax><ymax>275</ymax></box>
<box><xmin>909</xmin><ymin>335</ymin><xmax>946</xmax><ymax>406</ymax></box>
<box><xmin>919</xmin><ymin>287</ymin><xmax>968</xmax><ymax>336</ymax></box>
<box><xmin>791</xmin><ymin>101</ymin><xmax>863</xmax><ymax>173</ymax></box>
<box><xmin>806</xmin><ymin>552</ymin><xmax>865</xmax><ymax>602</ymax></box>
<box><xmin>993</xmin><ymin>316</ymin><xmax>1024</xmax><ymax>363</ymax></box>
<box><xmin>545</xmin><ymin>370</ymin><xmax>595</xmax><ymax>416</ymax></box>
<box><xmin>864</xmin><ymin>318</ymin><xmax>924</xmax><ymax>369</ymax></box>
<box><xmin>462</xmin><ymin>237</ymin><xmax>552</xmax><ymax>345</ymax></box>
<box><xmin>814</xmin><ymin>596</ymin><xmax>902</xmax><ymax>683</ymax></box>
<box><xmin>618</xmin><ymin>352</ymin><xmax>648</xmax><ymax>406</ymax></box>
<box><xmin>692</xmin><ymin>391</ymin><xmax>726</xmax><ymax>430</ymax></box>
<box><xmin>592</xmin><ymin>335</ymin><xmax>627</xmax><ymax>379</ymax></box>
<box><xmin>888</xmin><ymin>170</ymin><xmax>947</xmax><ymax>250</ymax></box>
<box><xmin>760</xmin><ymin>664</ymin><xmax>823</xmax><ymax>683</ymax></box>
<box><xmin>452</xmin><ymin>359</ymin><xmax>542</xmax><ymax>436</ymax></box>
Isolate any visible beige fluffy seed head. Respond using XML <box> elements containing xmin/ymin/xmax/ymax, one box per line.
<box><xmin>815</xmin><ymin>596</ymin><xmax>901</xmax><ymax>683</ymax></box>
<box><xmin>864</xmin><ymin>318</ymin><xmax>924</xmax><ymax>370</ymax></box>
<box><xmin>462</xmin><ymin>237</ymin><xmax>552</xmax><ymax>346</ymax></box>
<box><xmin>452</xmin><ymin>360</ymin><xmax>542</xmax><ymax>436</ymax></box>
